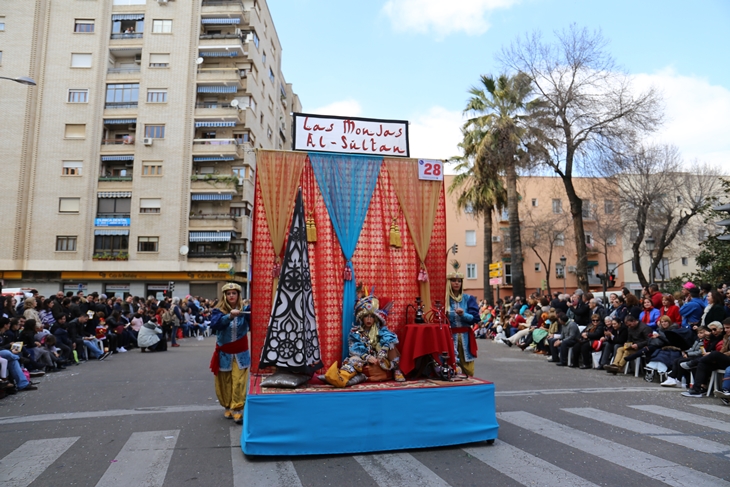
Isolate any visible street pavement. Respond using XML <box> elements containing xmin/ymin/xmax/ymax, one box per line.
<box><xmin>1</xmin><ymin>334</ymin><xmax>729</xmax><ymax>486</ymax></box>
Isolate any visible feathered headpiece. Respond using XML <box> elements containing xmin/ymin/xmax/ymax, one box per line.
<box><xmin>447</xmin><ymin>259</ymin><xmax>464</xmax><ymax>280</ymax></box>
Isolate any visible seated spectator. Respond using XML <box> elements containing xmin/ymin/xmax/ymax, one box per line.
<box><xmin>548</xmin><ymin>314</ymin><xmax>580</xmax><ymax>366</ymax></box>
<box><xmin>701</xmin><ymin>290</ymin><xmax>727</xmax><ymax>328</ymax></box>
<box><xmin>681</xmin><ymin>287</ymin><xmax>705</xmax><ymax>329</ymax></box>
<box><xmin>661</xmin><ymin>325</ymin><xmax>709</xmax><ymax>387</ymax></box>
<box><xmin>626</xmin><ymin>294</ymin><xmax>642</xmax><ymax>320</ymax></box>
<box><xmin>682</xmin><ymin>318</ymin><xmax>730</xmax><ymax>397</ymax></box>
<box><xmin>658</xmin><ymin>294</ymin><xmax>681</xmax><ymax>326</ymax></box>
<box><xmin>639</xmin><ymin>298</ymin><xmax>660</xmax><ymax>330</ymax></box>
<box><xmin>573</xmin><ymin>313</ymin><xmax>605</xmax><ymax>369</ymax></box>
<box><xmin>603</xmin><ymin>315</ymin><xmax>651</xmax><ymax>374</ymax></box>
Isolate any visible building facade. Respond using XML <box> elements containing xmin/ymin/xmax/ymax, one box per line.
<box><xmin>0</xmin><ymin>0</ymin><xmax>300</xmax><ymax>300</ymax></box>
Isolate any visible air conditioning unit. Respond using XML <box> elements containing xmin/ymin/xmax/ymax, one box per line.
<box><xmin>491</xmin><ymin>236</ymin><xmax>501</xmax><ymax>242</ymax></box>
<box><xmin>124</xmin><ymin>161</ymin><xmax>134</xmax><ymax>167</ymax></box>
<box><xmin>143</xmin><ymin>137</ymin><xmax>153</xmax><ymax>146</ymax></box>
<box><xmin>567</xmin><ymin>266</ymin><xmax>577</xmax><ymax>274</ymax></box>
<box><xmin>134</xmin><ymin>54</ymin><xmax>142</xmax><ymax>64</ymax></box>
<box><xmin>158</xmin><ymin>0</ymin><xmax>169</xmax><ymax>4</ymax></box>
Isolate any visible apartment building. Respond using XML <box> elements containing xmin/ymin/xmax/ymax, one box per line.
<box><xmin>0</xmin><ymin>0</ymin><xmax>301</xmax><ymax>299</ymax></box>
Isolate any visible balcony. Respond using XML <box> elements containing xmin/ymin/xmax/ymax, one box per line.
<box><xmin>189</xmin><ymin>214</ymin><xmax>242</xmax><ymax>233</ymax></box>
<box><xmin>197</xmin><ymin>67</ymin><xmax>246</xmax><ymax>84</ymax></box>
<box><xmin>105</xmin><ymin>102</ymin><xmax>138</xmax><ymax>109</ymax></box>
<box><xmin>106</xmin><ymin>66</ymin><xmax>141</xmax><ymax>81</ymax></box>
<box><xmin>190</xmin><ymin>175</ymin><xmax>239</xmax><ymax>193</ymax></box>
<box><xmin>192</xmin><ymin>138</ymin><xmax>244</xmax><ymax>158</ymax></box>
<box><xmin>194</xmin><ymin>102</ymin><xmax>246</xmax><ymax>122</ymax></box>
<box><xmin>187</xmin><ymin>251</ymin><xmax>238</xmax><ymax>260</ymax></box>
<box><xmin>201</xmin><ymin>0</ymin><xmax>247</xmax><ymax>15</ymax></box>
<box><xmin>198</xmin><ymin>36</ymin><xmax>247</xmax><ymax>56</ymax></box>
<box><xmin>111</xmin><ymin>33</ymin><xmax>143</xmax><ymax>40</ymax></box>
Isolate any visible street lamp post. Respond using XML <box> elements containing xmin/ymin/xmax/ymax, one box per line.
<box><xmin>560</xmin><ymin>255</ymin><xmax>567</xmax><ymax>295</ymax></box>
<box><xmin>645</xmin><ymin>236</ymin><xmax>656</xmax><ymax>285</ymax></box>
<box><xmin>0</xmin><ymin>76</ymin><xmax>37</xmax><ymax>86</ymax></box>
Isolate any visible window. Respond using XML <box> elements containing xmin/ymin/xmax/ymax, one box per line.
<box><xmin>533</xmin><ymin>229</ymin><xmax>540</xmax><ymax>241</ymax></box>
<box><xmin>139</xmin><ymin>198</ymin><xmax>161</xmax><ymax>214</ymax></box>
<box><xmin>608</xmin><ymin>263</ymin><xmax>618</xmax><ymax>275</ymax></box>
<box><xmin>582</xmin><ymin>200</ymin><xmax>592</xmax><ymax>219</ymax></box>
<box><xmin>149</xmin><ymin>53</ymin><xmax>169</xmax><ymax>68</ymax></box>
<box><xmin>64</xmin><ymin>124</ymin><xmax>86</xmax><ymax>138</ymax></box>
<box><xmin>252</xmin><ymin>31</ymin><xmax>259</xmax><ymax>48</ymax></box>
<box><xmin>145</xmin><ymin>125</ymin><xmax>165</xmax><ymax>138</ymax></box>
<box><xmin>504</xmin><ymin>264</ymin><xmax>512</xmax><ymax>285</ymax></box>
<box><xmin>682</xmin><ymin>257</ymin><xmax>689</xmax><ymax>266</ymax></box>
<box><xmin>74</xmin><ymin>19</ymin><xmax>94</xmax><ymax>33</ymax></box>
<box><xmin>0</xmin><ymin>18</ymin><xmax>5</xmax><ymax>31</ymax></box>
<box><xmin>147</xmin><ymin>89</ymin><xmax>167</xmax><ymax>103</ymax></box>
<box><xmin>152</xmin><ymin>20</ymin><xmax>172</xmax><ymax>33</ymax></box>
<box><xmin>465</xmin><ymin>230</ymin><xmax>476</xmax><ymax>247</ymax></box>
<box><xmin>655</xmin><ymin>258</ymin><xmax>670</xmax><ymax>281</ymax></box>
<box><xmin>604</xmin><ymin>199</ymin><xmax>615</xmax><ymax>214</ymax></box>
<box><xmin>68</xmin><ymin>89</ymin><xmax>88</xmax><ymax>103</ymax></box>
<box><xmin>464</xmin><ymin>203</ymin><xmax>474</xmax><ymax>214</ymax></box>
<box><xmin>466</xmin><ymin>263</ymin><xmax>477</xmax><ymax>279</ymax></box>
<box><xmin>677</xmin><ymin>195</ymin><xmax>683</xmax><ymax>203</ymax></box>
<box><xmin>230</xmin><ymin>206</ymin><xmax>244</xmax><ymax>217</ymax></box>
<box><xmin>97</xmin><ymin>198</ymin><xmax>131</xmax><ymax>217</ymax></box>
<box><xmin>630</xmin><ymin>228</ymin><xmax>639</xmax><ymax>240</ymax></box>
<box><xmin>233</xmin><ymin>132</ymin><xmax>250</xmax><ymax>144</ymax></box>
<box><xmin>552</xmin><ymin>199</ymin><xmax>562</xmax><ymax>214</ymax></box>
<box><xmin>555</xmin><ymin>232</ymin><xmax>565</xmax><ymax>246</ymax></box>
<box><xmin>59</xmin><ymin>198</ymin><xmax>80</xmax><ymax>213</ymax></box>
<box><xmin>631</xmin><ymin>259</ymin><xmax>637</xmax><ymax>273</ymax></box>
<box><xmin>585</xmin><ymin>232</ymin><xmax>593</xmax><ymax>246</ymax></box>
<box><xmin>105</xmin><ymin>83</ymin><xmax>139</xmax><ymax>107</ymax></box>
<box><xmin>249</xmin><ymin>96</ymin><xmax>257</xmax><ymax>112</ymax></box>
<box><xmin>267</xmin><ymin>126</ymin><xmax>273</xmax><ymax>139</ymax></box>
<box><xmin>607</xmin><ymin>232</ymin><xmax>617</xmax><ymax>246</ymax></box>
<box><xmin>556</xmin><ymin>263</ymin><xmax>565</xmax><ymax>278</ymax></box>
<box><xmin>62</xmin><ymin>161</ymin><xmax>82</xmax><ymax>176</ymax></box>
<box><xmin>56</xmin><ymin>236</ymin><xmax>77</xmax><ymax>251</ymax></box>
<box><xmin>503</xmin><ymin>233</ymin><xmax>511</xmax><ymax>252</ymax></box>
<box><xmin>250</xmin><ymin>65</ymin><xmax>258</xmax><ymax>80</ymax></box>
<box><xmin>94</xmin><ymin>235</ymin><xmax>129</xmax><ymax>256</ymax></box>
<box><xmin>534</xmin><ymin>262</ymin><xmax>541</xmax><ymax>272</ymax></box>
<box><xmin>268</xmin><ymin>67</ymin><xmax>275</xmax><ymax>83</ymax></box>
<box><xmin>531</xmin><ymin>198</ymin><xmax>538</xmax><ymax>207</ymax></box>
<box><xmin>262</xmin><ymin>51</ymin><xmax>266</xmax><ymax>64</ymax></box>
<box><xmin>268</xmin><ymin>96</ymin><xmax>274</xmax><ymax>112</ymax></box>
<box><xmin>71</xmin><ymin>53</ymin><xmax>92</xmax><ymax>68</ymax></box>
<box><xmin>142</xmin><ymin>163</ymin><xmax>162</xmax><ymax>176</ymax></box>
<box><xmin>698</xmin><ymin>228</ymin><xmax>708</xmax><ymax>241</ymax></box>
<box><xmin>137</xmin><ymin>236</ymin><xmax>159</xmax><ymax>252</ymax></box>
<box><xmin>0</xmin><ymin>51</ymin><xmax>2</xmax><ymax>64</ymax></box>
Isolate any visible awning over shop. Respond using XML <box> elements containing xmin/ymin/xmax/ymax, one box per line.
<box><xmin>502</xmin><ymin>257</ymin><xmax>511</xmax><ymax>263</ymax></box>
<box><xmin>197</xmin><ymin>85</ymin><xmax>238</xmax><ymax>93</ymax></box>
<box><xmin>193</xmin><ymin>156</ymin><xmax>235</xmax><ymax>162</ymax></box>
<box><xmin>101</xmin><ymin>155</ymin><xmax>134</xmax><ymax>162</ymax></box>
<box><xmin>199</xmin><ymin>51</ymin><xmax>240</xmax><ymax>57</ymax></box>
<box><xmin>191</xmin><ymin>193</ymin><xmax>233</xmax><ymax>201</ymax></box>
<box><xmin>587</xmin><ymin>260</ymin><xmax>599</xmax><ymax>267</ymax></box>
<box><xmin>94</xmin><ymin>230</ymin><xmax>130</xmax><ymax>236</ymax></box>
<box><xmin>201</xmin><ymin>18</ymin><xmax>240</xmax><ymax>24</ymax></box>
<box><xmin>195</xmin><ymin>121</ymin><xmax>237</xmax><ymax>128</ymax></box>
<box><xmin>103</xmin><ymin>119</ymin><xmax>136</xmax><ymax>125</ymax></box>
<box><xmin>111</xmin><ymin>14</ymin><xmax>145</xmax><ymax>21</ymax></box>
<box><xmin>98</xmin><ymin>191</ymin><xmax>132</xmax><ymax>198</ymax></box>
<box><xmin>189</xmin><ymin>231</ymin><xmax>232</xmax><ymax>242</ymax></box>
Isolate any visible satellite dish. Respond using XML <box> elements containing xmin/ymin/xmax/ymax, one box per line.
<box><xmin>230</xmin><ymin>99</ymin><xmax>239</xmax><ymax>108</ymax></box>
<box><xmin>179</xmin><ymin>245</ymin><xmax>189</xmax><ymax>256</ymax></box>
<box><xmin>196</xmin><ymin>57</ymin><xmax>204</xmax><ymax>65</ymax></box>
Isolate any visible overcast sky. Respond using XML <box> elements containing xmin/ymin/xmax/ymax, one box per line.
<box><xmin>269</xmin><ymin>0</ymin><xmax>730</xmax><ymax>168</ymax></box>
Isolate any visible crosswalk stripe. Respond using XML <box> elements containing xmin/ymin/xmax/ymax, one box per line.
<box><xmin>229</xmin><ymin>427</ymin><xmax>302</xmax><ymax>487</ymax></box>
<box><xmin>0</xmin><ymin>437</ymin><xmax>79</xmax><ymax>487</ymax></box>
<box><xmin>95</xmin><ymin>430</ymin><xmax>179</xmax><ymax>487</ymax></box>
<box><xmin>463</xmin><ymin>440</ymin><xmax>600</xmax><ymax>487</ymax></box>
<box><xmin>630</xmin><ymin>405</ymin><xmax>730</xmax><ymax>433</ymax></box>
<box><xmin>691</xmin><ymin>403</ymin><xmax>730</xmax><ymax>416</ymax></box>
<box><xmin>498</xmin><ymin>411</ymin><xmax>730</xmax><ymax>487</ymax></box>
<box><xmin>0</xmin><ymin>405</ymin><xmax>221</xmax><ymax>425</ymax></box>
<box><xmin>353</xmin><ymin>452</ymin><xmax>450</xmax><ymax>487</ymax></box>
<box><xmin>564</xmin><ymin>407</ymin><xmax>730</xmax><ymax>455</ymax></box>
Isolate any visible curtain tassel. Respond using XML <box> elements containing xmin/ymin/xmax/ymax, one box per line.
<box><xmin>418</xmin><ymin>263</ymin><xmax>429</xmax><ymax>282</ymax></box>
<box><xmin>272</xmin><ymin>261</ymin><xmax>281</xmax><ymax>279</ymax></box>
<box><xmin>306</xmin><ymin>212</ymin><xmax>317</xmax><ymax>243</ymax></box>
<box><xmin>389</xmin><ymin>217</ymin><xmax>402</xmax><ymax>248</ymax></box>
<box><xmin>343</xmin><ymin>263</ymin><xmax>353</xmax><ymax>281</ymax></box>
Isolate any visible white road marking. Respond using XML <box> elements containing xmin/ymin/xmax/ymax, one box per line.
<box><xmin>495</xmin><ymin>386</ymin><xmax>676</xmax><ymax>396</ymax></box>
<box><xmin>95</xmin><ymin>430</ymin><xmax>179</xmax><ymax>487</ymax></box>
<box><xmin>691</xmin><ymin>403</ymin><xmax>730</xmax><ymax>416</ymax></box>
<box><xmin>354</xmin><ymin>452</ymin><xmax>451</xmax><ymax>487</ymax></box>
<box><xmin>464</xmin><ymin>439</ymin><xmax>600</xmax><ymax>486</ymax></box>
<box><xmin>630</xmin><ymin>405</ymin><xmax>730</xmax><ymax>433</ymax></box>
<box><xmin>564</xmin><ymin>407</ymin><xmax>730</xmax><ymax>455</ymax></box>
<box><xmin>498</xmin><ymin>411</ymin><xmax>730</xmax><ymax>487</ymax></box>
<box><xmin>0</xmin><ymin>437</ymin><xmax>79</xmax><ymax>487</ymax></box>
<box><xmin>0</xmin><ymin>405</ymin><xmax>221</xmax><ymax>425</ymax></box>
<box><xmin>230</xmin><ymin>427</ymin><xmax>302</xmax><ymax>487</ymax></box>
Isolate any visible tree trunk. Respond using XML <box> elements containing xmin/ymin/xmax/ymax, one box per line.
<box><xmin>483</xmin><ymin>207</ymin><xmax>494</xmax><ymax>306</ymax></box>
<box><xmin>506</xmin><ymin>163</ymin><xmax>525</xmax><ymax>298</ymax></box>
<box><xmin>562</xmin><ymin>176</ymin><xmax>589</xmax><ymax>291</ymax></box>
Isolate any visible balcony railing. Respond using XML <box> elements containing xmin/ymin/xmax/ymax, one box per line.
<box><xmin>97</xmin><ymin>213</ymin><xmax>131</xmax><ymax>219</ymax></box>
<box><xmin>195</xmin><ymin>102</ymin><xmax>238</xmax><ymax>109</ymax></box>
<box><xmin>105</xmin><ymin>102</ymin><xmax>138</xmax><ymax>109</ymax></box>
<box><xmin>202</xmin><ymin>0</ymin><xmax>244</xmax><ymax>6</ymax></box>
<box><xmin>193</xmin><ymin>138</ymin><xmax>239</xmax><ymax>145</ymax></box>
<box><xmin>101</xmin><ymin>138</ymin><xmax>135</xmax><ymax>145</ymax></box>
<box><xmin>107</xmin><ymin>67</ymin><xmax>141</xmax><ymax>74</ymax></box>
<box><xmin>199</xmin><ymin>33</ymin><xmax>245</xmax><ymax>41</ymax></box>
<box><xmin>110</xmin><ymin>33</ymin><xmax>143</xmax><ymax>40</ymax></box>
<box><xmin>99</xmin><ymin>176</ymin><xmax>133</xmax><ymax>182</ymax></box>
<box><xmin>189</xmin><ymin>214</ymin><xmax>238</xmax><ymax>220</ymax></box>
<box><xmin>187</xmin><ymin>251</ymin><xmax>238</xmax><ymax>260</ymax></box>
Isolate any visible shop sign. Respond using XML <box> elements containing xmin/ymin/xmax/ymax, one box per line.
<box><xmin>148</xmin><ymin>285</ymin><xmax>168</xmax><ymax>291</ymax></box>
<box><xmin>105</xmin><ymin>284</ymin><xmax>130</xmax><ymax>292</ymax></box>
<box><xmin>63</xmin><ymin>283</ymin><xmax>87</xmax><ymax>292</ymax></box>
<box><xmin>217</xmin><ymin>263</ymin><xmax>233</xmax><ymax>270</ymax></box>
<box><xmin>293</xmin><ymin>113</ymin><xmax>409</xmax><ymax>157</ymax></box>
<box><xmin>94</xmin><ymin>218</ymin><xmax>130</xmax><ymax>227</ymax></box>
<box><xmin>417</xmin><ymin>159</ymin><xmax>443</xmax><ymax>181</ymax></box>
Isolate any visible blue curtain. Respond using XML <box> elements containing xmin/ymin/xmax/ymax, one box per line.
<box><xmin>309</xmin><ymin>152</ymin><xmax>382</xmax><ymax>359</ymax></box>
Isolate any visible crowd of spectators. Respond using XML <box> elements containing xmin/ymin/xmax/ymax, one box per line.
<box><xmin>0</xmin><ymin>289</ymin><xmax>221</xmax><ymax>399</ymax></box>
<box><xmin>474</xmin><ymin>281</ymin><xmax>730</xmax><ymax>404</ymax></box>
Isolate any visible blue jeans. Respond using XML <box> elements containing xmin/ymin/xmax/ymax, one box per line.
<box><xmin>723</xmin><ymin>365</ymin><xmax>730</xmax><ymax>392</ymax></box>
<box><xmin>83</xmin><ymin>339</ymin><xmax>103</xmax><ymax>358</ymax></box>
<box><xmin>171</xmin><ymin>325</ymin><xmax>179</xmax><ymax>345</ymax></box>
<box><xmin>0</xmin><ymin>350</ymin><xmax>29</xmax><ymax>390</ymax></box>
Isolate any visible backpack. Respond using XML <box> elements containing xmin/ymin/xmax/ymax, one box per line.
<box><xmin>162</xmin><ymin>309</ymin><xmax>174</xmax><ymax>325</ymax></box>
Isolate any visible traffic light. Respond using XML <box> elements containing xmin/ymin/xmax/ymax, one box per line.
<box><xmin>596</xmin><ymin>273</ymin><xmax>606</xmax><ymax>281</ymax></box>
<box><xmin>453</xmin><ymin>243</ymin><xmax>458</xmax><ymax>254</ymax></box>
<box><xmin>608</xmin><ymin>274</ymin><xmax>616</xmax><ymax>288</ymax></box>
<box><xmin>168</xmin><ymin>281</ymin><xmax>175</xmax><ymax>294</ymax></box>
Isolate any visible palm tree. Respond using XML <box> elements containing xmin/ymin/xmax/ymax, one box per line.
<box><xmin>461</xmin><ymin>72</ymin><xmax>545</xmax><ymax>299</ymax></box>
<box><xmin>448</xmin><ymin>139</ymin><xmax>507</xmax><ymax>305</ymax></box>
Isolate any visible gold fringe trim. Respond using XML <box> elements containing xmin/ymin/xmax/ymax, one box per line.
<box><xmin>306</xmin><ymin>212</ymin><xmax>317</xmax><ymax>243</ymax></box>
<box><xmin>389</xmin><ymin>217</ymin><xmax>402</xmax><ymax>248</ymax></box>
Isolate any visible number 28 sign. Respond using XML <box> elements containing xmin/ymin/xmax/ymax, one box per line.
<box><xmin>417</xmin><ymin>159</ymin><xmax>444</xmax><ymax>181</ymax></box>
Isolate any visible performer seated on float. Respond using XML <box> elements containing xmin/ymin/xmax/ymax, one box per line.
<box><xmin>446</xmin><ymin>261</ymin><xmax>479</xmax><ymax>376</ymax></box>
<box><xmin>323</xmin><ymin>290</ymin><xmax>406</xmax><ymax>387</ymax></box>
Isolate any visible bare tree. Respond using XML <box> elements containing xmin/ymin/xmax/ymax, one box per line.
<box><xmin>521</xmin><ymin>209</ymin><xmax>571</xmax><ymax>295</ymax></box>
<box><xmin>500</xmin><ymin>25</ymin><xmax>663</xmax><ymax>291</ymax></box>
<box><xmin>616</xmin><ymin>144</ymin><xmax>722</xmax><ymax>287</ymax></box>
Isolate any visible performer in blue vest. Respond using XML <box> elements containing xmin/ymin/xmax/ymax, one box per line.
<box><xmin>446</xmin><ymin>261</ymin><xmax>479</xmax><ymax>376</ymax></box>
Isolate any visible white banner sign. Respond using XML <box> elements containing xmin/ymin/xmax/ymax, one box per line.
<box><xmin>293</xmin><ymin>113</ymin><xmax>409</xmax><ymax>157</ymax></box>
<box><xmin>417</xmin><ymin>159</ymin><xmax>444</xmax><ymax>181</ymax></box>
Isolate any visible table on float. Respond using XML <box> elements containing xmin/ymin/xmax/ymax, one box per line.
<box><xmin>398</xmin><ymin>323</ymin><xmax>456</xmax><ymax>376</ymax></box>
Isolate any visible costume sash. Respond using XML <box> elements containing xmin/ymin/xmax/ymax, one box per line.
<box><xmin>450</xmin><ymin>326</ymin><xmax>478</xmax><ymax>358</ymax></box>
<box><xmin>209</xmin><ymin>336</ymin><xmax>249</xmax><ymax>376</ymax></box>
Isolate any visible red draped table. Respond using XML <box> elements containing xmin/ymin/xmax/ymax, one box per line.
<box><xmin>398</xmin><ymin>324</ymin><xmax>456</xmax><ymax>376</ymax></box>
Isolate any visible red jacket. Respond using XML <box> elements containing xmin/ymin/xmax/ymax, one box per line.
<box><xmin>658</xmin><ymin>305</ymin><xmax>681</xmax><ymax>325</ymax></box>
<box><xmin>650</xmin><ymin>291</ymin><xmax>663</xmax><ymax>309</ymax></box>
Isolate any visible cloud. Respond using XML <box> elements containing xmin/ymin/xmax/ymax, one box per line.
<box><xmin>309</xmin><ymin>99</ymin><xmax>362</xmax><ymax>117</ymax></box>
<box><xmin>407</xmin><ymin>106</ymin><xmax>465</xmax><ymax>164</ymax></box>
<box><xmin>633</xmin><ymin>69</ymin><xmax>730</xmax><ymax>169</ymax></box>
<box><xmin>382</xmin><ymin>0</ymin><xmax>519</xmax><ymax>37</ymax></box>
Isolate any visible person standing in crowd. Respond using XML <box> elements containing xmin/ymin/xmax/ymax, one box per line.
<box><xmin>209</xmin><ymin>283</ymin><xmax>250</xmax><ymax>424</ymax></box>
<box><xmin>445</xmin><ymin>262</ymin><xmax>479</xmax><ymax>377</ymax></box>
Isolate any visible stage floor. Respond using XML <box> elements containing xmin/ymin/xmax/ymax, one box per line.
<box><xmin>242</xmin><ymin>374</ymin><xmax>499</xmax><ymax>456</ymax></box>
